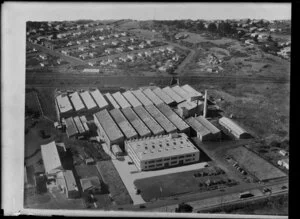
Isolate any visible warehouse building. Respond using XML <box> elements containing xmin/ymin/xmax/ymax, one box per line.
<box><xmin>80</xmin><ymin>91</ymin><xmax>98</xmax><ymax>113</ymax></box>
<box><xmin>145</xmin><ymin>104</ymin><xmax>177</xmax><ymax>134</ymax></box>
<box><xmin>55</xmin><ymin>94</ymin><xmax>74</xmax><ymax>120</ymax></box>
<box><xmin>132</xmin><ymin>89</ymin><xmax>153</xmax><ymax>106</ymax></box>
<box><xmin>112</xmin><ymin>92</ymin><xmax>131</xmax><ymax>109</ymax></box>
<box><xmin>65</xmin><ymin>117</ymin><xmax>79</xmax><ymax>138</ymax></box>
<box><xmin>56</xmin><ymin>170</ymin><xmax>80</xmax><ymax>199</ymax></box>
<box><xmin>196</xmin><ymin>116</ymin><xmax>221</xmax><ymax>139</ymax></box>
<box><xmin>80</xmin><ymin>115</ymin><xmax>89</xmax><ymax>132</ymax></box>
<box><xmin>142</xmin><ymin>88</ymin><xmax>164</xmax><ymax>105</ymax></box>
<box><xmin>181</xmin><ymin>84</ymin><xmax>203</xmax><ymax>98</ymax></box>
<box><xmin>69</xmin><ymin>92</ymin><xmax>86</xmax><ymax>113</ymax></box>
<box><xmin>153</xmin><ymin>87</ymin><xmax>176</xmax><ymax>106</ymax></box>
<box><xmin>177</xmin><ymin>101</ymin><xmax>201</xmax><ymax>118</ymax></box>
<box><xmin>110</xmin><ymin>108</ymin><xmax>138</xmax><ymax>140</ymax></box>
<box><xmin>122</xmin><ymin>91</ymin><xmax>142</xmax><ymax>108</ymax></box>
<box><xmin>104</xmin><ymin>92</ymin><xmax>120</xmax><ymax>109</ymax></box>
<box><xmin>156</xmin><ymin>103</ymin><xmax>190</xmax><ymax>135</ymax></box>
<box><xmin>133</xmin><ymin>106</ymin><xmax>165</xmax><ymax>136</ymax></box>
<box><xmin>185</xmin><ymin>117</ymin><xmax>212</xmax><ymax>141</ymax></box>
<box><xmin>125</xmin><ymin>133</ymin><xmax>200</xmax><ymax>171</ymax></box>
<box><xmin>94</xmin><ymin>109</ymin><xmax>124</xmax><ymax>149</ymax></box>
<box><xmin>74</xmin><ymin>116</ymin><xmax>87</xmax><ymax>137</ymax></box>
<box><xmin>162</xmin><ymin>86</ymin><xmax>185</xmax><ymax>104</ymax></box>
<box><xmin>41</xmin><ymin>141</ymin><xmax>63</xmax><ymax>176</ymax></box>
<box><xmin>172</xmin><ymin>85</ymin><xmax>192</xmax><ymax>100</ymax></box>
<box><xmin>219</xmin><ymin>116</ymin><xmax>250</xmax><ymax>139</ymax></box>
<box><xmin>122</xmin><ymin>107</ymin><xmax>151</xmax><ymax>138</ymax></box>
<box><xmin>90</xmin><ymin>89</ymin><xmax>109</xmax><ymax>111</ymax></box>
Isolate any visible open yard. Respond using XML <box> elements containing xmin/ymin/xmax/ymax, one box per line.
<box><xmin>226</xmin><ymin>146</ymin><xmax>286</xmax><ymax>181</ymax></box>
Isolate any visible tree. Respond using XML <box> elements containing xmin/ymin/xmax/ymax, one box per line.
<box><xmin>175</xmin><ymin>202</ymin><xmax>193</xmax><ymax>212</ymax></box>
<box><xmin>196</xmin><ymin>21</ymin><xmax>205</xmax><ymax>31</ymax></box>
<box><xmin>207</xmin><ymin>23</ymin><xmax>218</xmax><ymax>33</ymax></box>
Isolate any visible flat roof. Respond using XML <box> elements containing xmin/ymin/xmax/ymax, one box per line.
<box><xmin>41</xmin><ymin>141</ymin><xmax>62</xmax><ymax>174</ymax></box>
<box><xmin>133</xmin><ymin>106</ymin><xmax>165</xmax><ymax>136</ymax></box>
<box><xmin>94</xmin><ymin>109</ymin><xmax>124</xmax><ymax>142</ymax></box>
<box><xmin>156</xmin><ymin>103</ymin><xmax>190</xmax><ymax>132</ymax></box>
<box><xmin>112</xmin><ymin>92</ymin><xmax>131</xmax><ymax>109</ymax></box>
<box><xmin>181</xmin><ymin>84</ymin><xmax>203</xmax><ymax>97</ymax></box>
<box><xmin>126</xmin><ymin>133</ymin><xmax>199</xmax><ymax>161</ymax></box>
<box><xmin>63</xmin><ymin>170</ymin><xmax>78</xmax><ymax>192</ymax></box>
<box><xmin>219</xmin><ymin>117</ymin><xmax>247</xmax><ymax>136</ymax></box>
<box><xmin>69</xmin><ymin>92</ymin><xmax>86</xmax><ymax>112</ymax></box>
<box><xmin>145</xmin><ymin>104</ymin><xmax>177</xmax><ymax>133</ymax></box>
<box><xmin>153</xmin><ymin>87</ymin><xmax>175</xmax><ymax>105</ymax></box>
<box><xmin>122</xmin><ymin>107</ymin><xmax>151</xmax><ymax>137</ymax></box>
<box><xmin>104</xmin><ymin>93</ymin><xmax>120</xmax><ymax>109</ymax></box>
<box><xmin>122</xmin><ymin>91</ymin><xmax>142</xmax><ymax>108</ymax></box>
<box><xmin>109</xmin><ymin>108</ymin><xmax>138</xmax><ymax>139</ymax></box>
<box><xmin>80</xmin><ymin>91</ymin><xmax>97</xmax><ymax>110</ymax></box>
<box><xmin>172</xmin><ymin>85</ymin><xmax>192</xmax><ymax>100</ymax></box>
<box><xmin>90</xmin><ymin>89</ymin><xmax>109</xmax><ymax>109</ymax></box>
<box><xmin>131</xmin><ymin>89</ymin><xmax>153</xmax><ymax>106</ymax></box>
<box><xmin>80</xmin><ymin>176</ymin><xmax>100</xmax><ymax>192</ymax></box>
<box><xmin>185</xmin><ymin>117</ymin><xmax>211</xmax><ymax>136</ymax></box>
<box><xmin>196</xmin><ymin>116</ymin><xmax>220</xmax><ymax>135</ymax></box>
<box><xmin>162</xmin><ymin>86</ymin><xmax>185</xmax><ymax>104</ymax></box>
<box><xmin>74</xmin><ymin>116</ymin><xmax>85</xmax><ymax>134</ymax></box>
<box><xmin>178</xmin><ymin>101</ymin><xmax>198</xmax><ymax>110</ymax></box>
<box><xmin>65</xmin><ymin>117</ymin><xmax>79</xmax><ymax>137</ymax></box>
<box><xmin>56</xmin><ymin>94</ymin><xmax>73</xmax><ymax>113</ymax></box>
<box><xmin>142</xmin><ymin>88</ymin><xmax>164</xmax><ymax>105</ymax></box>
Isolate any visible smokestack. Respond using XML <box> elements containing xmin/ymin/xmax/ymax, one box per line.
<box><xmin>203</xmin><ymin>90</ymin><xmax>208</xmax><ymax>118</ymax></box>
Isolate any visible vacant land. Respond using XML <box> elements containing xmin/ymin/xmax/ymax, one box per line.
<box><xmin>227</xmin><ymin>146</ymin><xmax>286</xmax><ymax>181</ymax></box>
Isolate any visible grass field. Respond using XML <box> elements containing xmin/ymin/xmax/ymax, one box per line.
<box><xmin>227</xmin><ymin>146</ymin><xmax>286</xmax><ymax>181</ymax></box>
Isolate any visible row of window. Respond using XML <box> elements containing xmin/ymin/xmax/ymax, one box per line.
<box><xmin>144</xmin><ymin>153</ymin><xmax>196</xmax><ymax>164</ymax></box>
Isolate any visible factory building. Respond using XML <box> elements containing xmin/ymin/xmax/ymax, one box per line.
<box><xmin>112</xmin><ymin>92</ymin><xmax>131</xmax><ymax>109</ymax></box>
<box><xmin>122</xmin><ymin>107</ymin><xmax>151</xmax><ymax>138</ymax></box>
<box><xmin>177</xmin><ymin>101</ymin><xmax>201</xmax><ymax>118</ymax></box>
<box><xmin>133</xmin><ymin>106</ymin><xmax>165</xmax><ymax>136</ymax></box>
<box><xmin>172</xmin><ymin>85</ymin><xmax>192</xmax><ymax>100</ymax></box>
<box><xmin>94</xmin><ymin>110</ymin><xmax>125</xmax><ymax>149</ymax></box>
<box><xmin>153</xmin><ymin>87</ymin><xmax>176</xmax><ymax>106</ymax></box>
<box><xmin>142</xmin><ymin>88</ymin><xmax>164</xmax><ymax>105</ymax></box>
<box><xmin>145</xmin><ymin>104</ymin><xmax>177</xmax><ymax>134</ymax></box>
<box><xmin>65</xmin><ymin>117</ymin><xmax>79</xmax><ymax>138</ymax></box>
<box><xmin>69</xmin><ymin>92</ymin><xmax>86</xmax><ymax>113</ymax></box>
<box><xmin>219</xmin><ymin>116</ymin><xmax>250</xmax><ymax>139</ymax></box>
<box><xmin>90</xmin><ymin>89</ymin><xmax>109</xmax><ymax>111</ymax></box>
<box><xmin>162</xmin><ymin>86</ymin><xmax>185</xmax><ymax>104</ymax></box>
<box><xmin>131</xmin><ymin>89</ymin><xmax>152</xmax><ymax>106</ymax></box>
<box><xmin>56</xmin><ymin>170</ymin><xmax>80</xmax><ymax>199</ymax></box>
<box><xmin>181</xmin><ymin>84</ymin><xmax>203</xmax><ymax>98</ymax></box>
<box><xmin>79</xmin><ymin>91</ymin><xmax>98</xmax><ymax>114</ymax></box>
<box><xmin>104</xmin><ymin>92</ymin><xmax>120</xmax><ymax>109</ymax></box>
<box><xmin>196</xmin><ymin>116</ymin><xmax>221</xmax><ymax>139</ymax></box>
<box><xmin>125</xmin><ymin>133</ymin><xmax>200</xmax><ymax>171</ymax></box>
<box><xmin>156</xmin><ymin>103</ymin><xmax>190</xmax><ymax>135</ymax></box>
<box><xmin>41</xmin><ymin>141</ymin><xmax>63</xmax><ymax>176</ymax></box>
<box><xmin>185</xmin><ymin>117</ymin><xmax>212</xmax><ymax>141</ymax></box>
<box><xmin>122</xmin><ymin>91</ymin><xmax>142</xmax><ymax>108</ymax></box>
<box><xmin>109</xmin><ymin>108</ymin><xmax>138</xmax><ymax>140</ymax></box>
<box><xmin>55</xmin><ymin>94</ymin><xmax>74</xmax><ymax>120</ymax></box>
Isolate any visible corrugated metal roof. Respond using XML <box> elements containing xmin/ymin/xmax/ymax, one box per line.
<box><xmin>112</xmin><ymin>92</ymin><xmax>131</xmax><ymax>109</ymax></box>
<box><xmin>41</xmin><ymin>141</ymin><xmax>62</xmax><ymax>174</ymax></box>
<box><xmin>153</xmin><ymin>87</ymin><xmax>175</xmax><ymax>105</ymax></box>
<box><xmin>219</xmin><ymin>117</ymin><xmax>247</xmax><ymax>136</ymax></box>
<box><xmin>80</xmin><ymin>91</ymin><xmax>97</xmax><ymax>110</ymax></box>
<box><xmin>162</xmin><ymin>86</ymin><xmax>185</xmax><ymax>104</ymax></box>
<box><xmin>74</xmin><ymin>116</ymin><xmax>85</xmax><ymax>134</ymax></box>
<box><xmin>145</xmin><ymin>104</ymin><xmax>177</xmax><ymax>133</ymax></box>
<box><xmin>56</xmin><ymin>94</ymin><xmax>73</xmax><ymax>113</ymax></box>
<box><xmin>181</xmin><ymin>84</ymin><xmax>203</xmax><ymax>97</ymax></box>
<box><xmin>172</xmin><ymin>85</ymin><xmax>192</xmax><ymax>99</ymax></box>
<box><xmin>143</xmin><ymin>88</ymin><xmax>164</xmax><ymax>105</ymax></box>
<box><xmin>90</xmin><ymin>89</ymin><xmax>109</xmax><ymax>109</ymax></box>
<box><xmin>109</xmin><ymin>108</ymin><xmax>138</xmax><ymax>139</ymax></box>
<box><xmin>196</xmin><ymin>116</ymin><xmax>220</xmax><ymax>135</ymax></box>
<box><xmin>185</xmin><ymin>117</ymin><xmax>211</xmax><ymax>136</ymax></box>
<box><xmin>132</xmin><ymin>89</ymin><xmax>152</xmax><ymax>106</ymax></box>
<box><xmin>104</xmin><ymin>93</ymin><xmax>120</xmax><ymax>109</ymax></box>
<box><xmin>157</xmin><ymin>103</ymin><xmax>190</xmax><ymax>132</ymax></box>
<box><xmin>94</xmin><ymin>110</ymin><xmax>124</xmax><ymax>142</ymax></box>
<box><xmin>69</xmin><ymin>92</ymin><xmax>86</xmax><ymax>112</ymax></box>
<box><xmin>133</xmin><ymin>106</ymin><xmax>165</xmax><ymax>136</ymax></box>
<box><xmin>122</xmin><ymin>91</ymin><xmax>142</xmax><ymax>108</ymax></box>
<box><xmin>122</xmin><ymin>107</ymin><xmax>151</xmax><ymax>137</ymax></box>
<box><xmin>65</xmin><ymin>117</ymin><xmax>79</xmax><ymax>137</ymax></box>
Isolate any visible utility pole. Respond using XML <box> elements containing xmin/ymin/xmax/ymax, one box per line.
<box><xmin>203</xmin><ymin>90</ymin><xmax>208</xmax><ymax>118</ymax></box>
